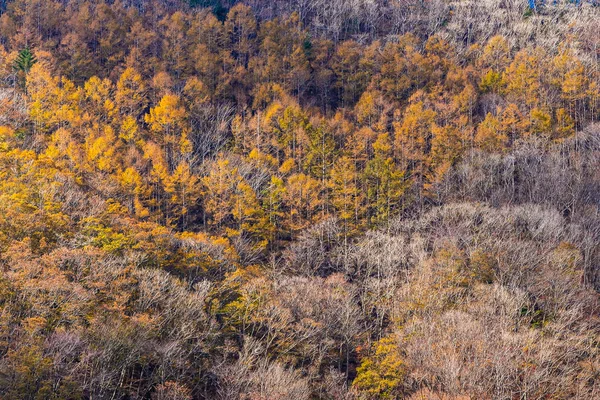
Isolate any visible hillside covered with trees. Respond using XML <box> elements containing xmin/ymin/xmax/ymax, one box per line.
<box><xmin>0</xmin><ymin>0</ymin><xmax>599</xmax><ymax>398</ymax></box>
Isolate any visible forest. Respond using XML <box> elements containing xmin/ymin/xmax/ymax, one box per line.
<box><xmin>0</xmin><ymin>0</ymin><xmax>599</xmax><ymax>398</ymax></box>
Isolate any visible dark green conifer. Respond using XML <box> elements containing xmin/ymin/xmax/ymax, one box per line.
<box><xmin>13</xmin><ymin>46</ymin><xmax>37</xmax><ymax>74</ymax></box>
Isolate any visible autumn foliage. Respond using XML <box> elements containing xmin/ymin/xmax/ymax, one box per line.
<box><xmin>0</xmin><ymin>0</ymin><xmax>599</xmax><ymax>399</ymax></box>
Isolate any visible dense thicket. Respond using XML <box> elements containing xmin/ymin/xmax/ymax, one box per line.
<box><xmin>0</xmin><ymin>0</ymin><xmax>599</xmax><ymax>399</ymax></box>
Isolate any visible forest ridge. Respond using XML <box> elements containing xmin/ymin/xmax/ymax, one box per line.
<box><xmin>0</xmin><ymin>0</ymin><xmax>599</xmax><ymax>399</ymax></box>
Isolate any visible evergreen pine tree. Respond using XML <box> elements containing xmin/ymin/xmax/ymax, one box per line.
<box><xmin>13</xmin><ymin>47</ymin><xmax>37</xmax><ymax>74</ymax></box>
